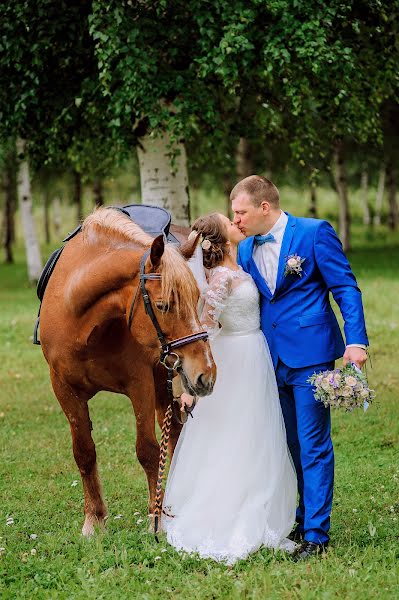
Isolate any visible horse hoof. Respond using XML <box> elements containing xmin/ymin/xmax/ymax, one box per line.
<box><xmin>82</xmin><ymin>519</ymin><xmax>95</xmax><ymax>537</ymax></box>
<box><xmin>82</xmin><ymin>515</ymin><xmax>106</xmax><ymax>537</ymax></box>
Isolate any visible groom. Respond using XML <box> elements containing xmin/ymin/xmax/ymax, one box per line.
<box><xmin>232</xmin><ymin>175</ymin><xmax>368</xmax><ymax>561</ymax></box>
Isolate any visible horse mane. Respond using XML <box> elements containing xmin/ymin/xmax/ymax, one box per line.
<box><xmin>82</xmin><ymin>207</ymin><xmax>153</xmax><ymax>247</ymax></box>
<box><xmin>77</xmin><ymin>207</ymin><xmax>199</xmax><ymax>316</ymax></box>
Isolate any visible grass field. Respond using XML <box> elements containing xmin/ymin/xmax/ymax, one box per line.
<box><xmin>1</xmin><ymin>194</ymin><xmax>399</xmax><ymax>599</ymax></box>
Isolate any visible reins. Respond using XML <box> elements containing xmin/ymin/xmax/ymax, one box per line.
<box><xmin>128</xmin><ymin>248</ymin><xmax>208</xmax><ymax>539</ymax></box>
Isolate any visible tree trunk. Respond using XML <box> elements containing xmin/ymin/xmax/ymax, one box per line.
<box><xmin>223</xmin><ymin>174</ymin><xmax>234</xmax><ymax>219</ymax></box>
<box><xmin>309</xmin><ymin>183</ymin><xmax>317</xmax><ymax>218</ymax></box>
<box><xmin>137</xmin><ymin>132</ymin><xmax>190</xmax><ymax>226</ymax></box>
<box><xmin>53</xmin><ymin>196</ymin><xmax>62</xmax><ymax>237</ymax></box>
<box><xmin>236</xmin><ymin>137</ymin><xmax>253</xmax><ymax>180</ymax></box>
<box><xmin>73</xmin><ymin>170</ymin><xmax>83</xmax><ymax>222</ymax></box>
<box><xmin>333</xmin><ymin>140</ymin><xmax>351</xmax><ymax>252</ymax></box>
<box><xmin>386</xmin><ymin>160</ymin><xmax>398</xmax><ymax>230</ymax></box>
<box><xmin>93</xmin><ymin>178</ymin><xmax>104</xmax><ymax>207</ymax></box>
<box><xmin>2</xmin><ymin>154</ymin><xmax>17</xmax><ymax>263</ymax></box>
<box><xmin>16</xmin><ymin>138</ymin><xmax>42</xmax><ymax>282</ymax></box>
<box><xmin>360</xmin><ymin>163</ymin><xmax>371</xmax><ymax>226</ymax></box>
<box><xmin>43</xmin><ymin>190</ymin><xmax>51</xmax><ymax>244</ymax></box>
<box><xmin>374</xmin><ymin>165</ymin><xmax>385</xmax><ymax>226</ymax></box>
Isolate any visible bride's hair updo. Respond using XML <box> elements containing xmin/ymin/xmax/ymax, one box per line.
<box><xmin>191</xmin><ymin>213</ymin><xmax>228</xmax><ymax>269</ymax></box>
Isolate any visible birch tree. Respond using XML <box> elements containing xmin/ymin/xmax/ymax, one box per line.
<box><xmin>137</xmin><ymin>133</ymin><xmax>190</xmax><ymax>225</ymax></box>
<box><xmin>16</xmin><ymin>138</ymin><xmax>42</xmax><ymax>282</ymax></box>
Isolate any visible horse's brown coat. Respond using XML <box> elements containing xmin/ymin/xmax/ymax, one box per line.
<box><xmin>40</xmin><ymin>208</ymin><xmax>216</xmax><ymax>535</ymax></box>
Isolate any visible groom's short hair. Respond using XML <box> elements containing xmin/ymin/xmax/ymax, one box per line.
<box><xmin>230</xmin><ymin>175</ymin><xmax>280</xmax><ymax>207</ymax></box>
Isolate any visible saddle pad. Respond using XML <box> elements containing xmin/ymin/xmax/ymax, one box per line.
<box><xmin>118</xmin><ymin>204</ymin><xmax>180</xmax><ymax>244</ymax></box>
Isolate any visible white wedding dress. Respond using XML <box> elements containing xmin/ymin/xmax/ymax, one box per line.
<box><xmin>162</xmin><ymin>266</ymin><xmax>297</xmax><ymax>564</ymax></box>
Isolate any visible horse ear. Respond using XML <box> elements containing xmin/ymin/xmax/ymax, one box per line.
<box><xmin>149</xmin><ymin>235</ymin><xmax>165</xmax><ymax>269</ymax></box>
<box><xmin>180</xmin><ymin>232</ymin><xmax>201</xmax><ymax>260</ymax></box>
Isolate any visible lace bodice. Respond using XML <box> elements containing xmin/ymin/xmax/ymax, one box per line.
<box><xmin>200</xmin><ymin>266</ymin><xmax>260</xmax><ymax>337</ymax></box>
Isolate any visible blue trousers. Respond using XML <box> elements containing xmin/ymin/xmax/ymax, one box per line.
<box><xmin>276</xmin><ymin>359</ymin><xmax>335</xmax><ymax>544</ymax></box>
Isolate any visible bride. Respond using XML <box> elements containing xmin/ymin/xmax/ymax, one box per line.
<box><xmin>162</xmin><ymin>213</ymin><xmax>297</xmax><ymax>564</ymax></box>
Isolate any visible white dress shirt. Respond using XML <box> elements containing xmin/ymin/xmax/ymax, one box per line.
<box><xmin>252</xmin><ymin>210</ymin><xmax>366</xmax><ymax>351</ymax></box>
<box><xmin>253</xmin><ymin>210</ymin><xmax>287</xmax><ymax>294</ymax></box>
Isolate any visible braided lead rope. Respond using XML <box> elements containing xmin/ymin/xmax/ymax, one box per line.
<box><xmin>153</xmin><ymin>400</ymin><xmax>173</xmax><ymax>541</ymax></box>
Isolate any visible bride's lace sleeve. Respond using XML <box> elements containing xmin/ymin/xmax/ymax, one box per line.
<box><xmin>200</xmin><ymin>269</ymin><xmax>232</xmax><ymax>339</ymax></box>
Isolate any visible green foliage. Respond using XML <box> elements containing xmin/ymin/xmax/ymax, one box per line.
<box><xmin>0</xmin><ymin>1</ymin><xmax>124</xmax><ymax>177</ymax></box>
<box><xmin>1</xmin><ymin>1</ymin><xmax>398</xmax><ymax>182</ymax></box>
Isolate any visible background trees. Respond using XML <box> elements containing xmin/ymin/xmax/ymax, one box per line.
<box><xmin>0</xmin><ymin>1</ymin><xmax>398</xmax><ymax>274</ymax></box>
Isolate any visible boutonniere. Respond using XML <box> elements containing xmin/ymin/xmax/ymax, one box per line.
<box><xmin>284</xmin><ymin>254</ymin><xmax>306</xmax><ymax>277</ymax></box>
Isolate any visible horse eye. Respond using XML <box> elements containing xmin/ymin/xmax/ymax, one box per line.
<box><xmin>155</xmin><ymin>302</ymin><xmax>170</xmax><ymax>313</ymax></box>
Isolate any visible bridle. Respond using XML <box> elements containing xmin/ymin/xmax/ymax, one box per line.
<box><xmin>127</xmin><ymin>248</ymin><xmax>209</xmax><ymax>539</ymax></box>
<box><xmin>127</xmin><ymin>248</ymin><xmax>208</xmax><ymax>369</ymax></box>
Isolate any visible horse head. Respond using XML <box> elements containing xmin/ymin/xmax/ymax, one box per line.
<box><xmin>128</xmin><ymin>234</ymin><xmax>216</xmax><ymax>397</ymax></box>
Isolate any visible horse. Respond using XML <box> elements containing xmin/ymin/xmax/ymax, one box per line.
<box><xmin>39</xmin><ymin>207</ymin><xmax>216</xmax><ymax>536</ymax></box>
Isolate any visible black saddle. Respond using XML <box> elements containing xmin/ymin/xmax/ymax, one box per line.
<box><xmin>61</xmin><ymin>204</ymin><xmax>180</xmax><ymax>245</ymax></box>
<box><xmin>33</xmin><ymin>204</ymin><xmax>181</xmax><ymax>345</ymax></box>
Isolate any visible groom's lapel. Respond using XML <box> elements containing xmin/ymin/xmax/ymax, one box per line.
<box><xmin>248</xmin><ymin>237</ymin><xmax>273</xmax><ymax>299</ymax></box>
<box><xmin>275</xmin><ymin>214</ymin><xmax>296</xmax><ymax>294</ymax></box>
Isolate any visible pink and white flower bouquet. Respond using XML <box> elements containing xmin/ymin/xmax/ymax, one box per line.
<box><xmin>308</xmin><ymin>363</ymin><xmax>375</xmax><ymax>411</ymax></box>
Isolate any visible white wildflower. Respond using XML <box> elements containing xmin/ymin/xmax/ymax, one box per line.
<box><xmin>368</xmin><ymin>522</ymin><xmax>376</xmax><ymax>537</ymax></box>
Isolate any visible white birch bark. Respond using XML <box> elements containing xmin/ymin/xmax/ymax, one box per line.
<box><xmin>16</xmin><ymin>138</ymin><xmax>42</xmax><ymax>282</ymax></box>
<box><xmin>374</xmin><ymin>165</ymin><xmax>385</xmax><ymax>225</ymax></box>
<box><xmin>360</xmin><ymin>163</ymin><xmax>371</xmax><ymax>225</ymax></box>
<box><xmin>137</xmin><ymin>132</ymin><xmax>190</xmax><ymax>226</ymax></box>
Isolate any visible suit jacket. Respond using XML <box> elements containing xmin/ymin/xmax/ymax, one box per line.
<box><xmin>237</xmin><ymin>214</ymin><xmax>368</xmax><ymax>369</ymax></box>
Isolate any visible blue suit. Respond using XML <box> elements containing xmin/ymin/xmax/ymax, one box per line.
<box><xmin>238</xmin><ymin>214</ymin><xmax>368</xmax><ymax>543</ymax></box>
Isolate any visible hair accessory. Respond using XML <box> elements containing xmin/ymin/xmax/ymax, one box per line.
<box><xmin>188</xmin><ymin>230</ymin><xmax>198</xmax><ymax>241</ymax></box>
<box><xmin>201</xmin><ymin>239</ymin><xmax>211</xmax><ymax>251</ymax></box>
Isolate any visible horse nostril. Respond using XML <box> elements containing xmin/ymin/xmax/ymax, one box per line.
<box><xmin>196</xmin><ymin>373</ymin><xmax>214</xmax><ymax>396</ymax></box>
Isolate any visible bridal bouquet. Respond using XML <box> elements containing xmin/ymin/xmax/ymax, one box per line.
<box><xmin>308</xmin><ymin>363</ymin><xmax>375</xmax><ymax>411</ymax></box>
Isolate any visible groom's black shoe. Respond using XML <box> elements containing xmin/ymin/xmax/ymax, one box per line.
<box><xmin>292</xmin><ymin>540</ymin><xmax>328</xmax><ymax>562</ymax></box>
<box><xmin>287</xmin><ymin>527</ymin><xmax>304</xmax><ymax>544</ymax></box>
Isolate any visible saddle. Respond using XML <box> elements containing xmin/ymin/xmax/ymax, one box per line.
<box><xmin>34</xmin><ymin>204</ymin><xmax>180</xmax><ymax>345</ymax></box>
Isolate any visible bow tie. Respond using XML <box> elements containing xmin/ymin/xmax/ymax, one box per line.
<box><xmin>254</xmin><ymin>233</ymin><xmax>276</xmax><ymax>245</ymax></box>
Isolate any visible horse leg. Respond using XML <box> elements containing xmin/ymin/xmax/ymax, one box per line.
<box><xmin>128</xmin><ymin>372</ymin><xmax>160</xmax><ymax>518</ymax></box>
<box><xmin>50</xmin><ymin>370</ymin><xmax>107</xmax><ymax>536</ymax></box>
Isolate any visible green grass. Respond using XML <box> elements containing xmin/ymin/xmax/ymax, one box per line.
<box><xmin>1</xmin><ymin>195</ymin><xmax>399</xmax><ymax>598</ymax></box>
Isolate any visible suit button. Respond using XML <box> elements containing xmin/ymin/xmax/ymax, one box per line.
<box><xmin>272</xmin><ymin>322</ymin><xmax>277</xmax><ymax>328</ymax></box>
<box><xmin>270</xmin><ymin>299</ymin><xmax>275</xmax><ymax>304</ymax></box>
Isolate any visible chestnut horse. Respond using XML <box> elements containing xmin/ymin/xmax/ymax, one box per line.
<box><xmin>39</xmin><ymin>207</ymin><xmax>216</xmax><ymax>536</ymax></box>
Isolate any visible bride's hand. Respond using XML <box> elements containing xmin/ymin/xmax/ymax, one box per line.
<box><xmin>180</xmin><ymin>393</ymin><xmax>195</xmax><ymax>411</ymax></box>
